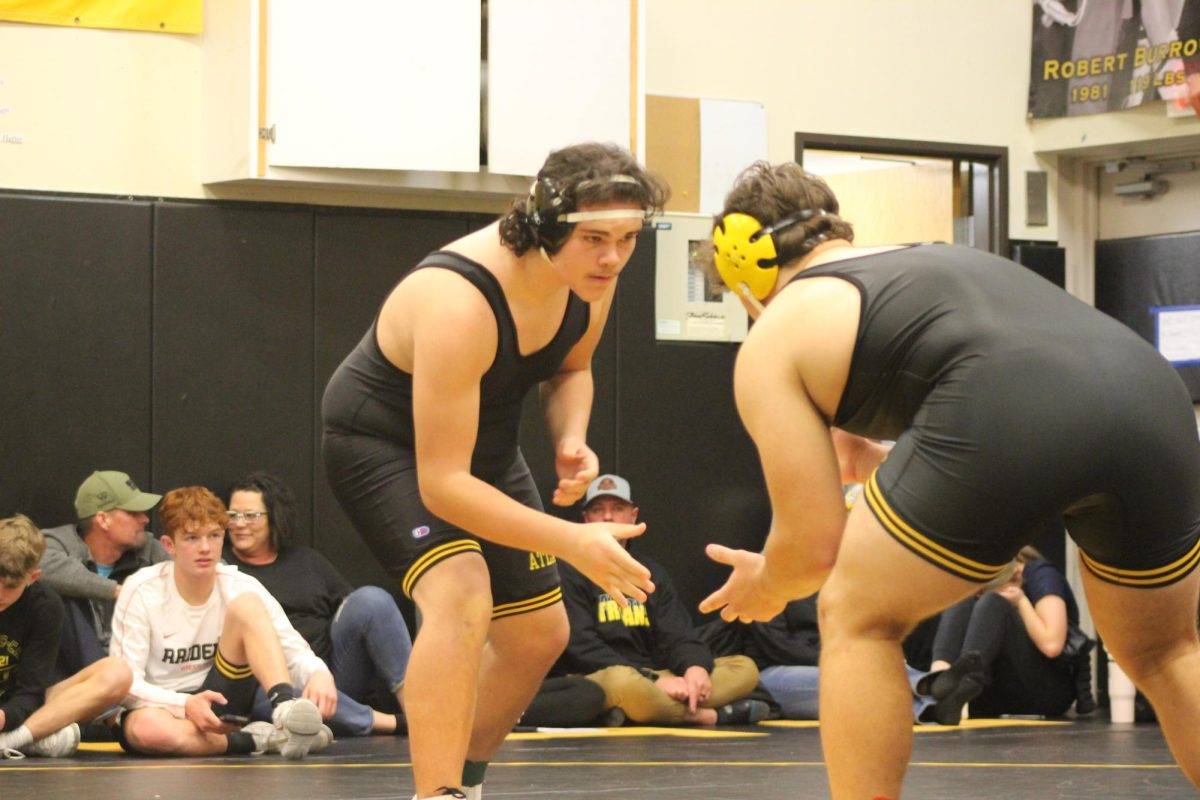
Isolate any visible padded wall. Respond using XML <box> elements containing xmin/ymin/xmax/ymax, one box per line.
<box><xmin>0</xmin><ymin>194</ymin><xmax>153</xmax><ymax>526</ymax></box>
<box><xmin>152</xmin><ymin>203</ymin><xmax>315</xmax><ymax>517</ymax></box>
<box><xmin>1010</xmin><ymin>241</ymin><xmax>1066</xmax><ymax>289</ymax></box>
<box><xmin>311</xmin><ymin>209</ymin><xmax>470</xmax><ymax>588</ymax></box>
<box><xmin>1096</xmin><ymin>229</ymin><xmax>1200</xmax><ymax>401</ymax></box>
<box><xmin>611</xmin><ymin>238</ymin><xmax>769</xmax><ymax>614</ymax></box>
<box><xmin>0</xmin><ymin>192</ymin><xmax>757</xmax><ymax>619</ymax></box>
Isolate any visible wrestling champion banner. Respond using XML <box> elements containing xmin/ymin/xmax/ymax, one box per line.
<box><xmin>1029</xmin><ymin>0</ymin><xmax>1199</xmax><ymax>118</ymax></box>
<box><xmin>0</xmin><ymin>0</ymin><xmax>203</xmax><ymax>34</ymax></box>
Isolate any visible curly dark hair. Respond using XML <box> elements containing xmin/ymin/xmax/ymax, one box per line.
<box><xmin>697</xmin><ymin>161</ymin><xmax>855</xmax><ymax>293</ymax></box>
<box><xmin>498</xmin><ymin>142</ymin><xmax>670</xmax><ymax>256</ymax></box>
<box><xmin>228</xmin><ymin>472</ymin><xmax>297</xmax><ymax>554</ymax></box>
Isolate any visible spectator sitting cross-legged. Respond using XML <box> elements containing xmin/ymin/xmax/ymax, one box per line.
<box><xmin>554</xmin><ymin>474</ymin><xmax>768</xmax><ymax>727</ymax></box>
<box><xmin>0</xmin><ymin>514</ymin><xmax>132</xmax><ymax>760</ymax></box>
<box><xmin>110</xmin><ymin>487</ymin><xmax>334</xmax><ymax>759</ymax></box>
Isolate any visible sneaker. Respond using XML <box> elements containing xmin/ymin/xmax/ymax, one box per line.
<box><xmin>411</xmin><ymin>790</ymin><xmax>467</xmax><ymax>800</ymax></box>
<box><xmin>270</xmin><ymin>698</ymin><xmax>325</xmax><ymax>760</ymax></box>
<box><xmin>715</xmin><ymin>699</ymin><xmax>770</xmax><ymax>725</ymax></box>
<box><xmin>600</xmin><ymin>707</ymin><xmax>627</xmax><ymax>727</ymax></box>
<box><xmin>243</xmin><ymin>720</ymin><xmax>333</xmax><ymax>756</ymax></box>
<box><xmin>24</xmin><ymin>723</ymin><xmax>81</xmax><ymax>758</ymax></box>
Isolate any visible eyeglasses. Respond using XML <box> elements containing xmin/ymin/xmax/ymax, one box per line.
<box><xmin>227</xmin><ymin>511</ymin><xmax>268</xmax><ymax>524</ymax></box>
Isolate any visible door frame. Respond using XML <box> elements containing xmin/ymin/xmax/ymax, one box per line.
<box><xmin>795</xmin><ymin>132</ymin><xmax>1009</xmax><ymax>256</ymax></box>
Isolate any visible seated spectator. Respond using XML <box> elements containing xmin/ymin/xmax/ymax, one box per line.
<box><xmin>920</xmin><ymin>546</ymin><xmax>1095</xmax><ymax>724</ymax></box>
<box><xmin>0</xmin><ymin>514</ymin><xmax>131</xmax><ymax>759</ymax></box>
<box><xmin>110</xmin><ymin>487</ymin><xmax>334</xmax><ymax>758</ymax></box>
<box><xmin>38</xmin><ymin>470</ymin><xmax>167</xmax><ymax>679</ymax></box>
<box><xmin>702</xmin><ymin>594</ymin><xmax>940</xmax><ymax>723</ymax></box>
<box><xmin>517</xmin><ymin>675</ymin><xmax>609</xmax><ymax>729</ymax></box>
<box><xmin>222</xmin><ymin>472</ymin><xmax>411</xmax><ymax>737</ymax></box>
<box><xmin>555</xmin><ymin>474</ymin><xmax>767</xmax><ymax>726</ymax></box>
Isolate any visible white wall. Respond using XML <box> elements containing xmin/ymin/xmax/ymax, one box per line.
<box><xmin>1098</xmin><ymin>162</ymin><xmax>1200</xmax><ymax>239</ymax></box>
<box><xmin>2</xmin><ymin>1</ymin><xmax>1198</xmax><ymax>225</ymax></box>
<box><xmin>0</xmin><ymin>23</ymin><xmax>202</xmax><ymax>198</ymax></box>
<box><xmin>644</xmin><ymin>0</ymin><xmax>1200</xmax><ymax>243</ymax></box>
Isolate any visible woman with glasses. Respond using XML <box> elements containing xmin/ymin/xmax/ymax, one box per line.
<box><xmin>223</xmin><ymin>472</ymin><xmax>412</xmax><ymax>738</ymax></box>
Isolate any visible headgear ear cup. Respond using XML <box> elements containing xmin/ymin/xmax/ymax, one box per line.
<box><xmin>711</xmin><ymin>210</ymin><xmax>821</xmax><ymax>302</ymax></box>
<box><xmin>711</xmin><ymin>213</ymin><xmax>782</xmax><ymax>301</ymax></box>
<box><xmin>526</xmin><ymin>177</ymin><xmax>573</xmax><ymax>253</ymax></box>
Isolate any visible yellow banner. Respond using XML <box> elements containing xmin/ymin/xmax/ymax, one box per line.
<box><xmin>0</xmin><ymin>0</ymin><xmax>202</xmax><ymax>34</ymax></box>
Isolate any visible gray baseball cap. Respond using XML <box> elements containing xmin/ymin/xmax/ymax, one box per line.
<box><xmin>585</xmin><ymin>474</ymin><xmax>633</xmax><ymax>505</ymax></box>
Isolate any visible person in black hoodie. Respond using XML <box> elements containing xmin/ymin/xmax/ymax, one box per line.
<box><xmin>555</xmin><ymin>475</ymin><xmax>767</xmax><ymax>726</ymax></box>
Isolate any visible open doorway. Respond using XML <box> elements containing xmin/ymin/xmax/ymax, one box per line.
<box><xmin>795</xmin><ymin>132</ymin><xmax>1008</xmax><ymax>256</ymax></box>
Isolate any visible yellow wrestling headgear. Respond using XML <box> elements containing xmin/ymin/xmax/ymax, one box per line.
<box><xmin>712</xmin><ymin>210</ymin><xmax>818</xmax><ymax>304</ymax></box>
<box><xmin>712</xmin><ymin>213</ymin><xmax>780</xmax><ymax>302</ymax></box>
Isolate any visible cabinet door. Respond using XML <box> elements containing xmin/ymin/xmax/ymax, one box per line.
<box><xmin>487</xmin><ymin>0</ymin><xmax>637</xmax><ymax>176</ymax></box>
<box><xmin>267</xmin><ymin>0</ymin><xmax>481</xmax><ymax>172</ymax></box>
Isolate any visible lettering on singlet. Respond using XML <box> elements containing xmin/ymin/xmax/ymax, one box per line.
<box><xmin>529</xmin><ymin>552</ymin><xmax>557</xmax><ymax>570</ymax></box>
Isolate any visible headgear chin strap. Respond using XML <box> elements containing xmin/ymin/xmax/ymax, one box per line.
<box><xmin>711</xmin><ymin>209</ymin><xmax>823</xmax><ymax>303</ymax></box>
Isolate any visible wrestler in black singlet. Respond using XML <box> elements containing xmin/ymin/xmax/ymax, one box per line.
<box><xmin>793</xmin><ymin>243</ymin><xmax>1200</xmax><ymax>587</ymax></box>
<box><xmin>322</xmin><ymin>252</ymin><xmax>589</xmax><ymax>615</ymax></box>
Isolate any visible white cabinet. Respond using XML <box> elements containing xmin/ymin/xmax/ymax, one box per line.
<box><xmin>202</xmin><ymin>0</ymin><xmax>642</xmax><ymax>195</ymax></box>
<box><xmin>487</xmin><ymin>0</ymin><xmax>640</xmax><ymax>177</ymax></box>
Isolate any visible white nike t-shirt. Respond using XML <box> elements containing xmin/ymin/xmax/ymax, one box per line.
<box><xmin>111</xmin><ymin>562</ymin><xmax>328</xmax><ymax>715</ymax></box>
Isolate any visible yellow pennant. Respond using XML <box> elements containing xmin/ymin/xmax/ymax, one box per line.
<box><xmin>0</xmin><ymin>0</ymin><xmax>203</xmax><ymax>34</ymax></box>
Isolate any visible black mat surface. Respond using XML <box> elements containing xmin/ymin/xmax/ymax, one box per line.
<box><xmin>2</xmin><ymin>718</ymin><xmax>1189</xmax><ymax>799</ymax></box>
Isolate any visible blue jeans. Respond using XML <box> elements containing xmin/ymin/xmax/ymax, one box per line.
<box><xmin>253</xmin><ymin>586</ymin><xmax>413</xmax><ymax>736</ymax></box>
<box><xmin>760</xmin><ymin>663</ymin><xmax>934</xmax><ymax>722</ymax></box>
<box><xmin>327</xmin><ymin>586</ymin><xmax>412</xmax><ymax>735</ymax></box>
<box><xmin>54</xmin><ymin>599</ymin><xmax>108</xmax><ymax>682</ymax></box>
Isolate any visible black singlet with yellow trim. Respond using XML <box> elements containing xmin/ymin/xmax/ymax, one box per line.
<box><xmin>323</xmin><ymin>251</ymin><xmax>590</xmax><ymax>480</ymax></box>
<box><xmin>321</xmin><ymin>251</ymin><xmax>589</xmax><ymax>608</ymax></box>
<box><xmin>791</xmin><ymin>243</ymin><xmax>1200</xmax><ymax>587</ymax></box>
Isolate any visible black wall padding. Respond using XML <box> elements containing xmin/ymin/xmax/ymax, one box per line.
<box><xmin>1010</xmin><ymin>241</ymin><xmax>1066</xmax><ymax>289</ymax></box>
<box><xmin>0</xmin><ymin>192</ymin><xmax>764</xmax><ymax>619</ymax></box>
<box><xmin>611</xmin><ymin>238</ymin><xmax>770</xmax><ymax>616</ymax></box>
<box><xmin>1095</xmin><ymin>229</ymin><xmax>1200</xmax><ymax>401</ymax></box>
<box><xmin>0</xmin><ymin>194</ymin><xmax>154</xmax><ymax>526</ymax></box>
<box><xmin>152</xmin><ymin>202</ymin><xmax>315</xmax><ymax>513</ymax></box>
<box><xmin>311</xmin><ymin>209</ymin><xmax>470</xmax><ymax>589</ymax></box>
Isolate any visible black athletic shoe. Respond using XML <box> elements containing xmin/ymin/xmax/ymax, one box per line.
<box><xmin>715</xmin><ymin>699</ymin><xmax>770</xmax><ymax>725</ymax></box>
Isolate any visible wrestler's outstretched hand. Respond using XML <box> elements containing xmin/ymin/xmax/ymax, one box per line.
<box><xmin>699</xmin><ymin>544</ymin><xmax>788</xmax><ymax>623</ymax></box>
<box><xmin>553</xmin><ymin>440</ymin><xmax>599</xmax><ymax>506</ymax></box>
<box><xmin>570</xmin><ymin>521</ymin><xmax>655</xmax><ymax>607</ymax></box>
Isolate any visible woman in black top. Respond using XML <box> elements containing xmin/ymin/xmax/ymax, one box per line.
<box><xmin>224</xmin><ymin>473</ymin><xmax>411</xmax><ymax>737</ymax></box>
